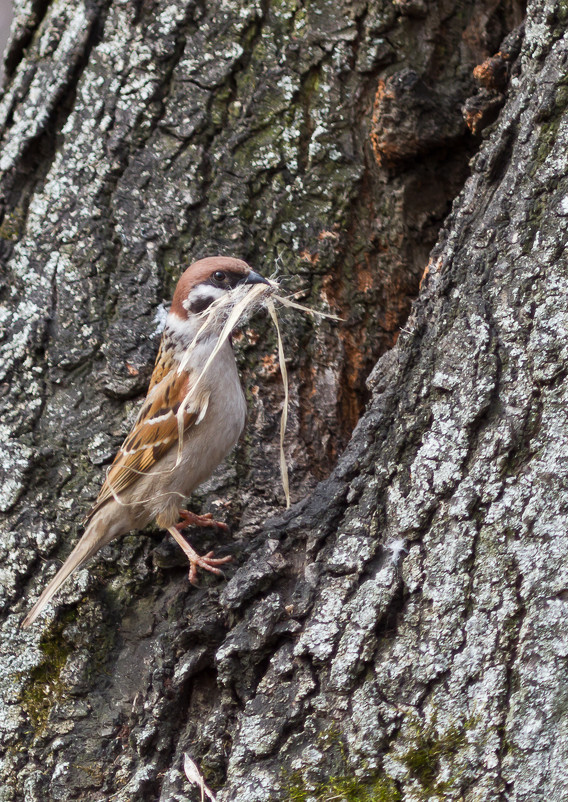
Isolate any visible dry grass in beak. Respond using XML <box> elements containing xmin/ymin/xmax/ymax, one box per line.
<box><xmin>103</xmin><ymin>277</ymin><xmax>338</xmax><ymax>513</ymax></box>
<box><xmin>268</xmin><ymin>289</ymin><xmax>341</xmax><ymax>507</ymax></box>
<box><xmin>175</xmin><ymin>277</ymin><xmax>340</xmax><ymax>509</ymax></box>
<box><xmin>267</xmin><ymin>297</ymin><xmax>290</xmax><ymax>507</ymax></box>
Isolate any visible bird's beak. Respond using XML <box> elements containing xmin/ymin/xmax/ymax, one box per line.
<box><xmin>244</xmin><ymin>270</ymin><xmax>270</xmax><ymax>286</ymax></box>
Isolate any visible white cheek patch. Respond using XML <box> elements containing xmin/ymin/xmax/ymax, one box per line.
<box><xmin>182</xmin><ymin>285</ymin><xmax>225</xmax><ymax>311</ymax></box>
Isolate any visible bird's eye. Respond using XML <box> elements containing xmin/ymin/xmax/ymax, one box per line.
<box><xmin>213</xmin><ymin>270</ymin><xmax>226</xmax><ymax>282</ymax></box>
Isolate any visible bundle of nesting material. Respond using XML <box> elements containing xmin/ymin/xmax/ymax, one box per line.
<box><xmin>175</xmin><ymin>277</ymin><xmax>339</xmax><ymax>507</ymax></box>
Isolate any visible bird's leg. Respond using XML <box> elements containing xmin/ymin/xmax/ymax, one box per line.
<box><xmin>175</xmin><ymin>508</ymin><xmax>230</xmax><ymax>533</ymax></box>
<box><xmin>167</xmin><ymin>526</ymin><xmax>232</xmax><ymax>585</ymax></box>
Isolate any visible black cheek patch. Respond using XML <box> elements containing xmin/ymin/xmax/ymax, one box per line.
<box><xmin>189</xmin><ymin>295</ymin><xmax>215</xmax><ymax>313</ymax></box>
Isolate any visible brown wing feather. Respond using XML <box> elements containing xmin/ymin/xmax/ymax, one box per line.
<box><xmin>85</xmin><ymin>366</ymin><xmax>207</xmax><ymax>522</ymax></box>
<box><xmin>147</xmin><ymin>339</ymin><xmax>176</xmax><ymax>391</ymax></box>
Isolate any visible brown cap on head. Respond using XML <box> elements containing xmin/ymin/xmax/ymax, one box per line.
<box><xmin>170</xmin><ymin>256</ymin><xmax>252</xmax><ymax>318</ymax></box>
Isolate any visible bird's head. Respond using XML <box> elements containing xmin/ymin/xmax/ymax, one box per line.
<box><xmin>171</xmin><ymin>256</ymin><xmax>270</xmax><ymax>319</ymax></box>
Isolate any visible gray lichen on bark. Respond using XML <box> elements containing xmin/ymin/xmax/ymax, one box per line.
<box><xmin>3</xmin><ymin>0</ymin><xmax>566</xmax><ymax>798</ymax></box>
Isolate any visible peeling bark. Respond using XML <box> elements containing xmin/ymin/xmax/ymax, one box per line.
<box><xmin>4</xmin><ymin>0</ymin><xmax>567</xmax><ymax>800</ymax></box>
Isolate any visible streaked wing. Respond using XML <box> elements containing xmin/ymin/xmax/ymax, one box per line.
<box><xmin>147</xmin><ymin>339</ymin><xmax>176</xmax><ymax>391</ymax></box>
<box><xmin>85</xmin><ymin>366</ymin><xmax>209</xmax><ymax>521</ymax></box>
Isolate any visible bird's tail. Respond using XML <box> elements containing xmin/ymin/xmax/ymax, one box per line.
<box><xmin>22</xmin><ymin>518</ymin><xmax>108</xmax><ymax>628</ymax></box>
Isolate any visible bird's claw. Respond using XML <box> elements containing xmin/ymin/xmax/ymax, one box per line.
<box><xmin>188</xmin><ymin>551</ymin><xmax>233</xmax><ymax>584</ymax></box>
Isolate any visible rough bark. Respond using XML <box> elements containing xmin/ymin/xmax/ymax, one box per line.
<box><xmin>5</xmin><ymin>0</ymin><xmax>567</xmax><ymax>799</ymax></box>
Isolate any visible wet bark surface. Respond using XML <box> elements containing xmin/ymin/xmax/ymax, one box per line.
<box><xmin>6</xmin><ymin>0</ymin><xmax>568</xmax><ymax>799</ymax></box>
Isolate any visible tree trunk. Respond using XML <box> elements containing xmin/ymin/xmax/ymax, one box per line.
<box><xmin>3</xmin><ymin>0</ymin><xmax>565</xmax><ymax>799</ymax></box>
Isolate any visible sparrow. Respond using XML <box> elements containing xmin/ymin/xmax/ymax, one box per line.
<box><xmin>23</xmin><ymin>256</ymin><xmax>270</xmax><ymax>627</ymax></box>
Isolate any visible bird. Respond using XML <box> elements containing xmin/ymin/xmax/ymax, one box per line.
<box><xmin>23</xmin><ymin>256</ymin><xmax>270</xmax><ymax>627</ymax></box>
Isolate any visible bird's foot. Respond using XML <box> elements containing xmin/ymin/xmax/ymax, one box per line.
<box><xmin>187</xmin><ymin>550</ymin><xmax>233</xmax><ymax>585</ymax></box>
<box><xmin>167</xmin><ymin>526</ymin><xmax>232</xmax><ymax>585</ymax></box>
<box><xmin>176</xmin><ymin>508</ymin><xmax>229</xmax><ymax>533</ymax></box>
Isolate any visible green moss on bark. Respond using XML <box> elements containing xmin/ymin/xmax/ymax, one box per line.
<box><xmin>18</xmin><ymin>611</ymin><xmax>76</xmax><ymax>733</ymax></box>
<box><xmin>286</xmin><ymin>774</ymin><xmax>401</xmax><ymax>802</ymax></box>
